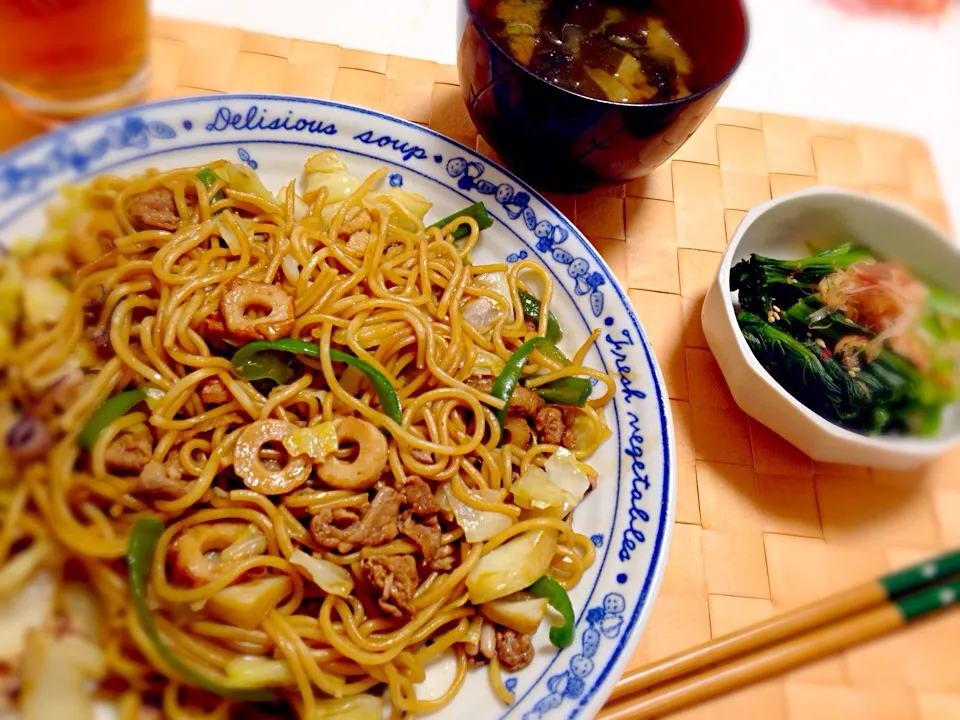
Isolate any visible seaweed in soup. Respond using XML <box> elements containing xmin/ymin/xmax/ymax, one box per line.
<box><xmin>479</xmin><ymin>0</ymin><xmax>697</xmax><ymax>103</ymax></box>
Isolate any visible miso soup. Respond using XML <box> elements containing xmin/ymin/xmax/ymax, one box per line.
<box><xmin>477</xmin><ymin>0</ymin><xmax>700</xmax><ymax>103</ymax></box>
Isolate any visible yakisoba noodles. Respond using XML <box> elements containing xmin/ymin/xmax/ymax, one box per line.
<box><xmin>0</xmin><ymin>152</ymin><xmax>616</xmax><ymax>719</ymax></box>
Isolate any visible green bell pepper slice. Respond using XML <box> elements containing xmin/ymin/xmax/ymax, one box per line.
<box><xmin>78</xmin><ymin>389</ymin><xmax>146</xmax><ymax>451</ymax></box>
<box><xmin>528</xmin><ymin>575</ymin><xmax>575</xmax><ymax>649</ymax></box>
<box><xmin>127</xmin><ymin>518</ymin><xmax>274</xmax><ymax>701</ymax></box>
<box><xmin>230</xmin><ymin>339</ymin><xmax>402</xmax><ymax>425</ymax></box>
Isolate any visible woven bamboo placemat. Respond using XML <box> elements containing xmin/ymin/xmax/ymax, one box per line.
<box><xmin>1</xmin><ymin>17</ymin><xmax>958</xmax><ymax>719</ymax></box>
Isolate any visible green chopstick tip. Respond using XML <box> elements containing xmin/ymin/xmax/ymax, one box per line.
<box><xmin>880</xmin><ymin>548</ymin><xmax>960</xmax><ymax>598</ymax></box>
<box><xmin>895</xmin><ymin>574</ymin><xmax>960</xmax><ymax>622</ymax></box>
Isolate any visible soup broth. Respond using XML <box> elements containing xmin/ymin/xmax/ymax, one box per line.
<box><xmin>477</xmin><ymin>0</ymin><xmax>700</xmax><ymax>103</ymax></box>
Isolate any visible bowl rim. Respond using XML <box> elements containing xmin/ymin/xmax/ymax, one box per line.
<box><xmin>717</xmin><ymin>185</ymin><xmax>960</xmax><ymax>456</ymax></box>
<box><xmin>459</xmin><ymin>0</ymin><xmax>751</xmax><ymax>111</ymax></box>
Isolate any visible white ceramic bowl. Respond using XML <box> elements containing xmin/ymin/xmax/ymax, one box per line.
<box><xmin>702</xmin><ymin>187</ymin><xmax>960</xmax><ymax>469</ymax></box>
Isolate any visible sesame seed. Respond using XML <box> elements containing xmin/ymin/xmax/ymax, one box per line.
<box><xmin>815</xmin><ymin>338</ymin><xmax>827</xmax><ymax>349</ymax></box>
<box><xmin>772</xmin><ymin>312</ymin><xmax>781</xmax><ymax>321</ymax></box>
<box><xmin>848</xmin><ymin>369</ymin><xmax>857</xmax><ymax>377</ymax></box>
<box><xmin>772</xmin><ymin>305</ymin><xmax>782</xmax><ymax>313</ymax></box>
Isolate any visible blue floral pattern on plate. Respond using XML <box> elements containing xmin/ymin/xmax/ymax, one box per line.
<box><xmin>445</xmin><ymin>157</ymin><xmax>606</xmax><ymax>317</ymax></box>
<box><xmin>0</xmin><ymin>115</ymin><xmax>176</xmax><ymax>201</ymax></box>
<box><xmin>237</xmin><ymin>147</ymin><xmax>258</xmax><ymax>169</ymax></box>
<box><xmin>524</xmin><ymin>593</ymin><xmax>626</xmax><ymax>719</ymax></box>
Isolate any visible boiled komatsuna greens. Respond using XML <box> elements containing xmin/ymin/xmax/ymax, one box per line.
<box><xmin>731</xmin><ymin>243</ymin><xmax>959</xmax><ymax>436</ymax></box>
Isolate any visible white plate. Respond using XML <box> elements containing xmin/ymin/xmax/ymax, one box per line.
<box><xmin>0</xmin><ymin>95</ymin><xmax>675</xmax><ymax>720</ymax></box>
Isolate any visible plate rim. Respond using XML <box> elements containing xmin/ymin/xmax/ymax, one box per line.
<box><xmin>0</xmin><ymin>93</ymin><xmax>677</xmax><ymax>720</ymax></box>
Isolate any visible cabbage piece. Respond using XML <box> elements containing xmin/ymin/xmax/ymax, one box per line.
<box><xmin>513</xmin><ymin>449</ymin><xmax>591</xmax><ymax>518</ymax></box>
<box><xmin>544</xmin><ymin>448</ymin><xmax>591</xmax><ymax>501</ymax></box>
<box><xmin>461</xmin><ymin>297</ymin><xmax>503</xmax><ymax>335</ymax></box>
<box><xmin>436</xmin><ymin>483</ymin><xmax>515</xmax><ymax>543</ymax></box>
<box><xmin>220</xmin><ymin>527</ymin><xmax>267</xmax><ymax>563</ymax></box>
<box><xmin>480</xmin><ymin>595</ymin><xmax>549</xmax><ymax>635</ymax></box>
<box><xmin>214</xmin><ymin>162</ymin><xmax>275</xmax><ymax>202</ymax></box>
<box><xmin>568</xmin><ymin>406</ymin><xmax>611</xmax><ymax>454</ymax></box>
<box><xmin>274</xmin><ymin>184</ymin><xmax>309</xmax><ymax>222</ymax></box>
<box><xmin>282</xmin><ymin>422</ymin><xmax>339</xmax><ymax>462</ymax></box>
<box><xmin>22</xmin><ymin>277</ymin><xmax>70</xmax><ymax>327</ymax></box>
<box><xmin>471</xmin><ymin>349</ymin><xmax>506</xmax><ymax>377</ymax></box>
<box><xmin>415</xmin><ymin>649</ymin><xmax>459</xmax><ymax>702</ymax></box>
<box><xmin>511</xmin><ymin>467</ymin><xmax>575</xmax><ymax>516</ymax></box>
<box><xmin>205</xmin><ymin>576</ymin><xmax>292</xmax><ymax>630</ymax></box>
<box><xmin>58</xmin><ymin>633</ymin><xmax>106</xmax><ymax>677</ymax></box>
<box><xmin>466</xmin><ymin>529</ymin><xmax>558</xmax><ymax>604</ymax></box>
<box><xmin>0</xmin><ymin>570</ymin><xmax>55</xmax><ymax>663</ymax></box>
<box><xmin>475</xmin><ymin>272</ymin><xmax>509</xmax><ymax>302</ymax></box>
<box><xmin>225</xmin><ymin>656</ymin><xmax>293</xmax><ymax>688</ymax></box>
<box><xmin>475</xmin><ymin>272</ymin><xmax>514</xmax><ymax>321</ymax></box>
<box><xmin>289</xmin><ymin>550</ymin><xmax>354</xmax><ymax>597</ymax></box>
<box><xmin>379</xmin><ymin>188</ymin><xmax>432</xmax><ymax>231</ymax></box>
<box><xmin>60</xmin><ymin>582</ymin><xmax>102</xmax><ymax>641</ymax></box>
<box><xmin>21</xmin><ymin>630</ymin><xmax>105</xmax><ymax>720</ymax></box>
<box><xmin>304</xmin><ymin>150</ymin><xmax>360</xmax><ymax>206</ymax></box>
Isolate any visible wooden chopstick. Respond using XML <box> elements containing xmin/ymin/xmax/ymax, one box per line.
<box><xmin>600</xmin><ymin>602</ymin><xmax>905</xmax><ymax>720</ymax></box>
<box><xmin>599</xmin><ymin>549</ymin><xmax>960</xmax><ymax>720</ymax></box>
<box><xmin>607</xmin><ymin>581</ymin><xmax>885</xmax><ymax>703</ymax></box>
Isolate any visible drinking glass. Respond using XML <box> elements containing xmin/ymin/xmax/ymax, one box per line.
<box><xmin>0</xmin><ymin>0</ymin><xmax>149</xmax><ymax>125</ymax></box>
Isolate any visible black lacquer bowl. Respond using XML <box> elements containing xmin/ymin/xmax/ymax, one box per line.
<box><xmin>456</xmin><ymin>0</ymin><xmax>749</xmax><ymax>192</ymax></box>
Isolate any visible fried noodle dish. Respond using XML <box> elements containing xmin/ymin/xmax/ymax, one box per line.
<box><xmin>0</xmin><ymin>153</ymin><xmax>617</xmax><ymax>719</ymax></box>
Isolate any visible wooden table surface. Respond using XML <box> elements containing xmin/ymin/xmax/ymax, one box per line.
<box><xmin>1</xmin><ymin>16</ymin><xmax>958</xmax><ymax>719</ymax></box>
